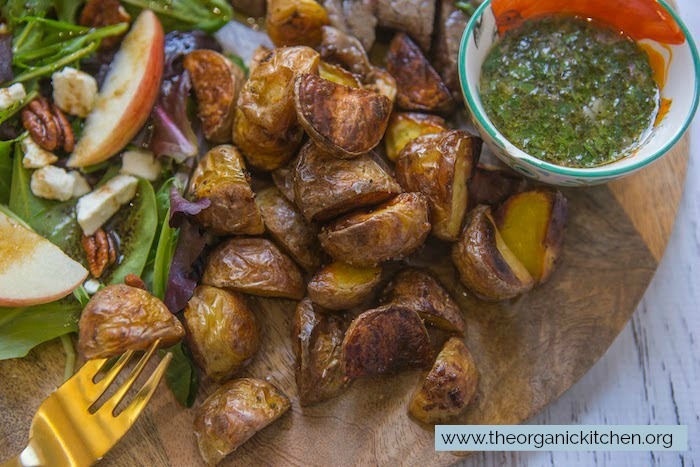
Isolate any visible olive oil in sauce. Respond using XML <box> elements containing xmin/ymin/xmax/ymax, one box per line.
<box><xmin>480</xmin><ymin>16</ymin><xmax>660</xmax><ymax>168</ymax></box>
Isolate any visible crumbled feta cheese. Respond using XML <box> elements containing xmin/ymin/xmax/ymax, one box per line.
<box><xmin>0</xmin><ymin>83</ymin><xmax>26</xmax><ymax>111</ymax></box>
<box><xmin>69</xmin><ymin>171</ymin><xmax>92</xmax><ymax>198</ymax></box>
<box><xmin>21</xmin><ymin>137</ymin><xmax>59</xmax><ymax>169</ymax></box>
<box><xmin>120</xmin><ymin>149</ymin><xmax>161</xmax><ymax>181</ymax></box>
<box><xmin>76</xmin><ymin>174</ymin><xmax>138</xmax><ymax>236</ymax></box>
<box><xmin>52</xmin><ymin>67</ymin><xmax>98</xmax><ymax>118</ymax></box>
<box><xmin>30</xmin><ymin>166</ymin><xmax>76</xmax><ymax>202</ymax></box>
<box><xmin>83</xmin><ymin>279</ymin><xmax>102</xmax><ymax>295</ymax></box>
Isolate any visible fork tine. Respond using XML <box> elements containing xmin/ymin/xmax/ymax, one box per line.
<box><xmin>90</xmin><ymin>350</ymin><xmax>136</xmax><ymax>397</ymax></box>
<box><xmin>118</xmin><ymin>352</ymin><xmax>172</xmax><ymax>424</ymax></box>
<box><xmin>72</xmin><ymin>357</ymin><xmax>109</xmax><ymax>381</ymax></box>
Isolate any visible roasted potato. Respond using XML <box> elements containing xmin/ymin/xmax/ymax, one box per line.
<box><xmin>363</xmin><ymin>67</ymin><xmax>398</xmax><ymax>103</ymax></box>
<box><xmin>409</xmin><ymin>337</ymin><xmax>479</xmax><ymax>424</ymax></box>
<box><xmin>494</xmin><ymin>188</ymin><xmax>568</xmax><ymax>284</ymax></box>
<box><xmin>319</xmin><ymin>26</ymin><xmax>372</xmax><ymax>77</ymax></box>
<box><xmin>319</xmin><ymin>192</ymin><xmax>431</xmax><ymax>267</ymax></box>
<box><xmin>271</xmin><ymin>155</ymin><xmax>298</xmax><ymax>202</ymax></box>
<box><xmin>384</xmin><ymin>112</ymin><xmax>447</xmax><ymax>162</ymax></box>
<box><xmin>183</xmin><ymin>50</ymin><xmax>244</xmax><ymax>143</ymax></box>
<box><xmin>267</xmin><ymin>0</ymin><xmax>330</xmax><ymax>47</ymax></box>
<box><xmin>319</xmin><ymin>61</ymin><xmax>362</xmax><ymax>88</ymax></box>
<box><xmin>396</xmin><ymin>131</ymin><xmax>482</xmax><ymax>241</ymax></box>
<box><xmin>386</xmin><ymin>33</ymin><xmax>453</xmax><ymax>113</ymax></box>
<box><xmin>294</xmin><ymin>74</ymin><xmax>392</xmax><ymax>159</ymax></box>
<box><xmin>451</xmin><ymin>205</ymin><xmax>534</xmax><ymax>301</ymax></box>
<box><xmin>255</xmin><ymin>186</ymin><xmax>321</xmax><ymax>272</ymax></box>
<box><xmin>293</xmin><ymin>141</ymin><xmax>401</xmax><ymax>222</ymax></box>
<box><xmin>307</xmin><ymin>261</ymin><xmax>382</xmax><ymax>310</ymax></box>
<box><xmin>202</xmin><ymin>238</ymin><xmax>305</xmax><ymax>299</ymax></box>
<box><xmin>78</xmin><ymin>285</ymin><xmax>185</xmax><ymax>359</ymax></box>
<box><xmin>342</xmin><ymin>304</ymin><xmax>433</xmax><ymax>378</ymax></box>
<box><xmin>293</xmin><ymin>298</ymin><xmax>350</xmax><ymax>406</ymax></box>
<box><xmin>193</xmin><ymin>378</ymin><xmax>291</xmax><ymax>465</ymax></box>
<box><xmin>383</xmin><ymin>268</ymin><xmax>465</xmax><ymax>335</ymax></box>
<box><xmin>468</xmin><ymin>164</ymin><xmax>529</xmax><ymax>209</ymax></box>
<box><xmin>189</xmin><ymin>145</ymin><xmax>265</xmax><ymax>236</ymax></box>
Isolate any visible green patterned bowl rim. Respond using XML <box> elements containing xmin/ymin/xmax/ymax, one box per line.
<box><xmin>458</xmin><ymin>0</ymin><xmax>700</xmax><ymax>178</ymax></box>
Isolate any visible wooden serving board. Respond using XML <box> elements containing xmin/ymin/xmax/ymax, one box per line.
<box><xmin>0</xmin><ymin>132</ymin><xmax>688</xmax><ymax>466</ymax></box>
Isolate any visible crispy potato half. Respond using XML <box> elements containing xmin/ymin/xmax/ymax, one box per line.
<box><xmin>386</xmin><ymin>33</ymin><xmax>453</xmax><ymax>113</ymax></box>
<box><xmin>294</xmin><ymin>74</ymin><xmax>392</xmax><ymax>159</ymax></box>
<box><xmin>78</xmin><ymin>285</ymin><xmax>184</xmax><ymax>359</ymax></box>
<box><xmin>189</xmin><ymin>145</ymin><xmax>265</xmax><ymax>236</ymax></box>
<box><xmin>271</xmin><ymin>155</ymin><xmax>298</xmax><ymax>202</ymax></box>
<box><xmin>307</xmin><ymin>261</ymin><xmax>382</xmax><ymax>310</ymax></box>
<box><xmin>194</xmin><ymin>378</ymin><xmax>291</xmax><ymax>465</ymax></box>
<box><xmin>363</xmin><ymin>67</ymin><xmax>398</xmax><ymax>103</ymax></box>
<box><xmin>452</xmin><ymin>205</ymin><xmax>534</xmax><ymax>301</ymax></box>
<box><xmin>319</xmin><ymin>192</ymin><xmax>431</xmax><ymax>267</ymax></box>
<box><xmin>293</xmin><ymin>298</ymin><xmax>350</xmax><ymax>406</ymax></box>
<box><xmin>396</xmin><ymin>131</ymin><xmax>481</xmax><ymax>241</ymax></box>
<box><xmin>383</xmin><ymin>268</ymin><xmax>465</xmax><ymax>335</ymax></box>
<box><xmin>319</xmin><ymin>61</ymin><xmax>362</xmax><ymax>88</ymax></box>
<box><xmin>494</xmin><ymin>188</ymin><xmax>568</xmax><ymax>284</ymax></box>
<box><xmin>293</xmin><ymin>141</ymin><xmax>401</xmax><ymax>222</ymax></box>
<box><xmin>184</xmin><ymin>286</ymin><xmax>259</xmax><ymax>382</ymax></box>
<box><xmin>267</xmin><ymin>0</ymin><xmax>330</xmax><ymax>47</ymax></box>
<box><xmin>202</xmin><ymin>238</ymin><xmax>305</xmax><ymax>299</ymax></box>
<box><xmin>255</xmin><ymin>185</ymin><xmax>321</xmax><ymax>272</ymax></box>
<box><xmin>468</xmin><ymin>164</ymin><xmax>529</xmax><ymax>209</ymax></box>
<box><xmin>319</xmin><ymin>26</ymin><xmax>372</xmax><ymax>77</ymax></box>
<box><xmin>409</xmin><ymin>337</ymin><xmax>479</xmax><ymax>424</ymax></box>
<box><xmin>183</xmin><ymin>50</ymin><xmax>244</xmax><ymax>143</ymax></box>
<box><xmin>384</xmin><ymin>112</ymin><xmax>447</xmax><ymax>162</ymax></box>
<box><xmin>342</xmin><ymin>304</ymin><xmax>433</xmax><ymax>378</ymax></box>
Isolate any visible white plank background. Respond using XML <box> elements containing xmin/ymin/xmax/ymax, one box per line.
<box><xmin>463</xmin><ymin>2</ymin><xmax>700</xmax><ymax>465</ymax></box>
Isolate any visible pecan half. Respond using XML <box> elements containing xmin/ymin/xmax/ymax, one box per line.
<box><xmin>124</xmin><ymin>274</ymin><xmax>147</xmax><ymax>290</ymax></box>
<box><xmin>81</xmin><ymin>229</ymin><xmax>118</xmax><ymax>278</ymax></box>
<box><xmin>79</xmin><ymin>0</ymin><xmax>131</xmax><ymax>49</ymax></box>
<box><xmin>21</xmin><ymin>97</ymin><xmax>75</xmax><ymax>152</ymax></box>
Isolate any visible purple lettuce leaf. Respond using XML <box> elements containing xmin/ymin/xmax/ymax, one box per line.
<box><xmin>164</xmin><ymin>220</ymin><xmax>207</xmax><ymax>313</ymax></box>
<box><xmin>151</xmin><ymin>72</ymin><xmax>198</xmax><ymax>162</ymax></box>
<box><xmin>169</xmin><ymin>186</ymin><xmax>210</xmax><ymax>228</ymax></box>
<box><xmin>0</xmin><ymin>33</ymin><xmax>14</xmax><ymax>84</ymax></box>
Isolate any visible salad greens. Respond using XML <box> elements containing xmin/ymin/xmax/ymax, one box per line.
<box><xmin>0</xmin><ymin>138</ymin><xmax>16</xmax><ymax>204</ymax></box>
<box><xmin>121</xmin><ymin>0</ymin><xmax>233</xmax><ymax>33</ymax></box>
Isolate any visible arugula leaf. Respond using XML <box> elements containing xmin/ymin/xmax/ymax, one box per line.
<box><xmin>152</xmin><ymin>208</ymin><xmax>179</xmax><ymax>300</ymax></box>
<box><xmin>0</xmin><ymin>140</ymin><xmax>14</xmax><ymax>205</ymax></box>
<box><xmin>121</xmin><ymin>0</ymin><xmax>233</xmax><ymax>33</ymax></box>
<box><xmin>54</xmin><ymin>0</ymin><xmax>86</xmax><ymax>23</ymax></box>
<box><xmin>160</xmin><ymin>342</ymin><xmax>199</xmax><ymax>407</ymax></box>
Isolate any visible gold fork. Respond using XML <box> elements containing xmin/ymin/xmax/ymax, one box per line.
<box><xmin>1</xmin><ymin>339</ymin><xmax>172</xmax><ymax>467</ymax></box>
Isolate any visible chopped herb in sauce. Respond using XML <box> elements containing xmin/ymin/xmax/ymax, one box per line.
<box><xmin>480</xmin><ymin>16</ymin><xmax>659</xmax><ymax>168</ymax></box>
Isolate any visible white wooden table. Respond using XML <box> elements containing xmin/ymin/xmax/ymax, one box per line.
<box><xmin>464</xmin><ymin>2</ymin><xmax>700</xmax><ymax>465</ymax></box>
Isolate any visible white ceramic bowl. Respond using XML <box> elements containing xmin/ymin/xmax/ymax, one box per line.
<box><xmin>459</xmin><ymin>0</ymin><xmax>699</xmax><ymax>186</ymax></box>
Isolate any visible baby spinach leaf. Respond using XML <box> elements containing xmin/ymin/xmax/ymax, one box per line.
<box><xmin>152</xmin><ymin>208</ymin><xmax>179</xmax><ymax>300</ymax></box>
<box><xmin>160</xmin><ymin>342</ymin><xmax>199</xmax><ymax>407</ymax></box>
<box><xmin>0</xmin><ymin>140</ymin><xmax>14</xmax><ymax>204</ymax></box>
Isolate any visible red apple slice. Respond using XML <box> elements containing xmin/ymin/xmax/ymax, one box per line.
<box><xmin>0</xmin><ymin>210</ymin><xmax>88</xmax><ymax>307</ymax></box>
<box><xmin>67</xmin><ymin>10</ymin><xmax>164</xmax><ymax>168</ymax></box>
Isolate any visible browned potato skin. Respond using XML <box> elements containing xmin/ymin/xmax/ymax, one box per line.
<box><xmin>396</xmin><ymin>131</ymin><xmax>482</xmax><ymax>241</ymax></box>
<box><xmin>271</xmin><ymin>155</ymin><xmax>298</xmax><ymax>202</ymax></box>
<box><xmin>383</xmin><ymin>268</ymin><xmax>465</xmax><ymax>336</ymax></box>
<box><xmin>342</xmin><ymin>304</ymin><xmax>433</xmax><ymax>378</ymax></box>
<box><xmin>451</xmin><ymin>205</ymin><xmax>534</xmax><ymax>301</ymax></box>
<box><xmin>78</xmin><ymin>285</ymin><xmax>184</xmax><ymax>359</ymax></box>
<box><xmin>386</xmin><ymin>33</ymin><xmax>453</xmax><ymax>113</ymax></box>
<box><xmin>193</xmin><ymin>378</ymin><xmax>291</xmax><ymax>465</ymax></box>
<box><xmin>183</xmin><ymin>286</ymin><xmax>259</xmax><ymax>382</ymax></box>
<box><xmin>468</xmin><ymin>164</ymin><xmax>529</xmax><ymax>209</ymax></box>
<box><xmin>189</xmin><ymin>145</ymin><xmax>264</xmax><ymax>236</ymax></box>
<box><xmin>183</xmin><ymin>50</ymin><xmax>244</xmax><ymax>143</ymax></box>
<box><xmin>319</xmin><ymin>192</ymin><xmax>431</xmax><ymax>267</ymax></box>
<box><xmin>267</xmin><ymin>0</ymin><xmax>330</xmax><ymax>47</ymax></box>
<box><xmin>363</xmin><ymin>67</ymin><xmax>398</xmax><ymax>103</ymax></box>
<box><xmin>293</xmin><ymin>141</ymin><xmax>401</xmax><ymax>222</ymax></box>
<box><xmin>202</xmin><ymin>238</ymin><xmax>305</xmax><ymax>299</ymax></box>
<box><xmin>292</xmin><ymin>298</ymin><xmax>350</xmax><ymax>406</ymax></box>
<box><xmin>307</xmin><ymin>262</ymin><xmax>382</xmax><ymax>310</ymax></box>
<box><xmin>255</xmin><ymin>186</ymin><xmax>321</xmax><ymax>272</ymax></box>
<box><xmin>319</xmin><ymin>26</ymin><xmax>372</xmax><ymax>77</ymax></box>
<box><xmin>384</xmin><ymin>112</ymin><xmax>447</xmax><ymax>162</ymax></box>
<box><xmin>409</xmin><ymin>337</ymin><xmax>479</xmax><ymax>424</ymax></box>
<box><xmin>294</xmin><ymin>74</ymin><xmax>392</xmax><ymax>159</ymax></box>
<box><xmin>319</xmin><ymin>61</ymin><xmax>362</xmax><ymax>88</ymax></box>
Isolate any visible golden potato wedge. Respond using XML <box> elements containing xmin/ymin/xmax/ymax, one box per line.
<box><xmin>78</xmin><ymin>285</ymin><xmax>185</xmax><ymax>359</ymax></box>
<box><xmin>294</xmin><ymin>74</ymin><xmax>392</xmax><ymax>159</ymax></box>
<box><xmin>494</xmin><ymin>188</ymin><xmax>568</xmax><ymax>284</ymax></box>
<box><xmin>255</xmin><ymin>186</ymin><xmax>321</xmax><ymax>272</ymax></box>
<box><xmin>307</xmin><ymin>262</ymin><xmax>382</xmax><ymax>310</ymax></box>
<box><xmin>183</xmin><ymin>50</ymin><xmax>244</xmax><ymax>143</ymax></box>
<box><xmin>271</xmin><ymin>155</ymin><xmax>298</xmax><ymax>202</ymax></box>
<box><xmin>319</xmin><ymin>25</ymin><xmax>372</xmax><ymax>77</ymax></box>
<box><xmin>184</xmin><ymin>286</ymin><xmax>259</xmax><ymax>382</ymax></box>
<box><xmin>293</xmin><ymin>297</ymin><xmax>350</xmax><ymax>406</ymax></box>
<box><xmin>409</xmin><ymin>337</ymin><xmax>479</xmax><ymax>424</ymax></box>
<box><xmin>342</xmin><ymin>304</ymin><xmax>433</xmax><ymax>378</ymax></box>
<box><xmin>266</xmin><ymin>0</ymin><xmax>330</xmax><ymax>47</ymax></box>
<box><xmin>363</xmin><ymin>67</ymin><xmax>398</xmax><ymax>103</ymax></box>
<box><xmin>468</xmin><ymin>164</ymin><xmax>529</xmax><ymax>209</ymax></box>
<box><xmin>193</xmin><ymin>378</ymin><xmax>291</xmax><ymax>465</ymax></box>
<box><xmin>249</xmin><ymin>45</ymin><xmax>272</xmax><ymax>75</ymax></box>
<box><xmin>384</xmin><ymin>112</ymin><xmax>447</xmax><ymax>162</ymax></box>
<box><xmin>386</xmin><ymin>33</ymin><xmax>453</xmax><ymax>113</ymax></box>
<box><xmin>293</xmin><ymin>141</ymin><xmax>401</xmax><ymax>222</ymax></box>
<box><xmin>189</xmin><ymin>145</ymin><xmax>265</xmax><ymax>236</ymax></box>
<box><xmin>396</xmin><ymin>131</ymin><xmax>482</xmax><ymax>241</ymax></box>
<box><xmin>451</xmin><ymin>205</ymin><xmax>534</xmax><ymax>301</ymax></box>
<box><xmin>319</xmin><ymin>192</ymin><xmax>431</xmax><ymax>267</ymax></box>
<box><xmin>319</xmin><ymin>61</ymin><xmax>362</xmax><ymax>88</ymax></box>
<box><xmin>202</xmin><ymin>238</ymin><xmax>305</xmax><ymax>299</ymax></box>
<box><xmin>383</xmin><ymin>268</ymin><xmax>465</xmax><ymax>336</ymax></box>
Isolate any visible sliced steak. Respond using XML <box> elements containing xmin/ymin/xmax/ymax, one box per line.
<box><xmin>433</xmin><ymin>0</ymin><xmax>469</xmax><ymax>94</ymax></box>
<box><xmin>322</xmin><ymin>0</ymin><xmax>378</xmax><ymax>51</ymax></box>
<box><xmin>376</xmin><ymin>0</ymin><xmax>436</xmax><ymax>52</ymax></box>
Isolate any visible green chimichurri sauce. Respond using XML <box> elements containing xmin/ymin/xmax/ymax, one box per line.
<box><xmin>480</xmin><ymin>16</ymin><xmax>659</xmax><ymax>168</ymax></box>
